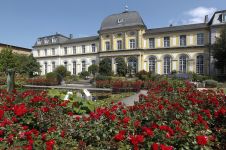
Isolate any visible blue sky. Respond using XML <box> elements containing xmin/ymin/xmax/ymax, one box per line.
<box><xmin>0</xmin><ymin>0</ymin><xmax>225</xmax><ymax>48</ymax></box>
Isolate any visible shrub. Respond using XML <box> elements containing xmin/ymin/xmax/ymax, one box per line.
<box><xmin>95</xmin><ymin>75</ymin><xmax>112</xmax><ymax>81</ymax></box>
<box><xmin>171</xmin><ymin>70</ymin><xmax>177</xmax><ymax>74</ymax></box>
<box><xmin>46</xmin><ymin>72</ymin><xmax>58</xmax><ymax>85</ymax></box>
<box><xmin>79</xmin><ymin>71</ymin><xmax>90</xmax><ymax>79</ymax></box>
<box><xmin>115</xmin><ymin>57</ymin><xmax>127</xmax><ymax>76</ymax></box>
<box><xmin>88</xmin><ymin>64</ymin><xmax>99</xmax><ymax>76</ymax></box>
<box><xmin>99</xmin><ymin>58</ymin><xmax>112</xmax><ymax>76</ymax></box>
<box><xmin>204</xmin><ymin>79</ymin><xmax>218</xmax><ymax>88</ymax></box>
<box><xmin>54</xmin><ymin>65</ymin><xmax>67</xmax><ymax>84</ymax></box>
<box><xmin>136</xmin><ymin>70</ymin><xmax>149</xmax><ymax>80</ymax></box>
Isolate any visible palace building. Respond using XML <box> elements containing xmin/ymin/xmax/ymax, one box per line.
<box><xmin>33</xmin><ymin>9</ymin><xmax>226</xmax><ymax>76</ymax></box>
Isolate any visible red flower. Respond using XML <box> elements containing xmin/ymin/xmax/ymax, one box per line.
<box><xmin>61</xmin><ymin>130</ymin><xmax>65</xmax><ymax>138</ymax></box>
<box><xmin>114</xmin><ymin>130</ymin><xmax>126</xmax><ymax>141</ymax></box>
<box><xmin>196</xmin><ymin>135</ymin><xmax>208</xmax><ymax>145</ymax></box>
<box><xmin>46</xmin><ymin>139</ymin><xmax>55</xmax><ymax>150</ymax></box>
<box><xmin>40</xmin><ymin>107</ymin><xmax>49</xmax><ymax>112</ymax></box>
<box><xmin>13</xmin><ymin>103</ymin><xmax>28</xmax><ymax>117</ymax></box>
<box><xmin>122</xmin><ymin>117</ymin><xmax>130</xmax><ymax>124</ymax></box>
<box><xmin>142</xmin><ymin>127</ymin><xmax>154</xmax><ymax>137</ymax></box>
<box><xmin>152</xmin><ymin>143</ymin><xmax>159</xmax><ymax>150</ymax></box>
<box><xmin>160</xmin><ymin>144</ymin><xmax>174</xmax><ymax>150</ymax></box>
<box><xmin>129</xmin><ymin>135</ymin><xmax>144</xmax><ymax>146</ymax></box>
<box><xmin>0</xmin><ymin>110</ymin><xmax>4</xmax><ymax>120</ymax></box>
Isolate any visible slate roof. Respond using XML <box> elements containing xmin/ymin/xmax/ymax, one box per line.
<box><xmin>100</xmin><ymin>11</ymin><xmax>146</xmax><ymax>31</ymax></box>
<box><xmin>63</xmin><ymin>36</ymin><xmax>99</xmax><ymax>44</ymax></box>
<box><xmin>145</xmin><ymin>23</ymin><xmax>208</xmax><ymax>35</ymax></box>
<box><xmin>0</xmin><ymin>43</ymin><xmax>31</xmax><ymax>52</ymax></box>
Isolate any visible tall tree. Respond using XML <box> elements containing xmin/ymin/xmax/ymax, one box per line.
<box><xmin>115</xmin><ymin>57</ymin><xmax>127</xmax><ymax>76</ymax></box>
<box><xmin>212</xmin><ymin>27</ymin><xmax>226</xmax><ymax>74</ymax></box>
<box><xmin>0</xmin><ymin>48</ymin><xmax>16</xmax><ymax>72</ymax></box>
<box><xmin>99</xmin><ymin>58</ymin><xmax>112</xmax><ymax>76</ymax></box>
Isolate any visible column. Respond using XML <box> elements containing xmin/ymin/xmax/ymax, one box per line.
<box><xmin>138</xmin><ymin>55</ymin><xmax>142</xmax><ymax>72</ymax></box>
<box><xmin>112</xmin><ymin>57</ymin><xmax>116</xmax><ymax>74</ymax></box>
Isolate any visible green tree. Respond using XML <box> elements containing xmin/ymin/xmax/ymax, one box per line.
<box><xmin>88</xmin><ymin>64</ymin><xmax>99</xmax><ymax>77</ymax></box>
<box><xmin>99</xmin><ymin>58</ymin><xmax>112</xmax><ymax>76</ymax></box>
<box><xmin>212</xmin><ymin>27</ymin><xmax>226</xmax><ymax>74</ymax></box>
<box><xmin>15</xmin><ymin>54</ymin><xmax>41</xmax><ymax>77</ymax></box>
<box><xmin>0</xmin><ymin>48</ymin><xmax>16</xmax><ymax>72</ymax></box>
<box><xmin>115</xmin><ymin>57</ymin><xmax>127</xmax><ymax>76</ymax></box>
<box><xmin>54</xmin><ymin>65</ymin><xmax>67</xmax><ymax>84</ymax></box>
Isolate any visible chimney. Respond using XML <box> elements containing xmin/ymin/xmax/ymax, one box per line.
<box><xmin>69</xmin><ymin>34</ymin><xmax>73</xmax><ymax>39</ymax></box>
<box><xmin>204</xmin><ymin>15</ymin><xmax>209</xmax><ymax>23</ymax></box>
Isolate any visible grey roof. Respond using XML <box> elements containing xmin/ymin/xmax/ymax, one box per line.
<box><xmin>63</xmin><ymin>36</ymin><xmax>99</xmax><ymax>44</ymax></box>
<box><xmin>145</xmin><ymin>23</ymin><xmax>208</xmax><ymax>35</ymax></box>
<box><xmin>100</xmin><ymin>11</ymin><xmax>146</xmax><ymax>31</ymax></box>
<box><xmin>208</xmin><ymin>10</ymin><xmax>226</xmax><ymax>25</ymax></box>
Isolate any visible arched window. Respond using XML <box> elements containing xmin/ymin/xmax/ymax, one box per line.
<box><xmin>179</xmin><ymin>55</ymin><xmax>188</xmax><ymax>73</ymax></box>
<box><xmin>64</xmin><ymin>61</ymin><xmax>68</xmax><ymax>70</ymax></box>
<box><xmin>164</xmin><ymin>56</ymin><xmax>171</xmax><ymax>74</ymax></box>
<box><xmin>196</xmin><ymin>55</ymin><xmax>204</xmax><ymax>74</ymax></box>
<box><xmin>82</xmin><ymin>61</ymin><xmax>86</xmax><ymax>72</ymax></box>
<box><xmin>149</xmin><ymin>56</ymin><xmax>156</xmax><ymax>73</ymax></box>
<box><xmin>73</xmin><ymin>61</ymin><xmax>76</xmax><ymax>75</ymax></box>
<box><xmin>52</xmin><ymin>61</ymin><xmax>55</xmax><ymax>72</ymax></box>
<box><xmin>44</xmin><ymin>62</ymin><xmax>48</xmax><ymax>74</ymax></box>
<box><xmin>128</xmin><ymin>56</ymin><xmax>138</xmax><ymax>74</ymax></box>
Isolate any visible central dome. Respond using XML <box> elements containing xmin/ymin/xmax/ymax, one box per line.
<box><xmin>100</xmin><ymin>11</ymin><xmax>146</xmax><ymax>31</ymax></box>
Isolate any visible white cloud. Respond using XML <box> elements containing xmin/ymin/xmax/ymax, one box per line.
<box><xmin>168</xmin><ymin>7</ymin><xmax>217</xmax><ymax>25</ymax></box>
<box><xmin>185</xmin><ymin>7</ymin><xmax>217</xmax><ymax>24</ymax></box>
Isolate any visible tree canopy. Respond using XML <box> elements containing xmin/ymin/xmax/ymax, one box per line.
<box><xmin>99</xmin><ymin>58</ymin><xmax>112</xmax><ymax>76</ymax></box>
<box><xmin>0</xmin><ymin>48</ymin><xmax>41</xmax><ymax>77</ymax></box>
<box><xmin>212</xmin><ymin>27</ymin><xmax>226</xmax><ymax>71</ymax></box>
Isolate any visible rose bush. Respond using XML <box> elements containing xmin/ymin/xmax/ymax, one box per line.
<box><xmin>0</xmin><ymin>79</ymin><xmax>225</xmax><ymax>149</ymax></box>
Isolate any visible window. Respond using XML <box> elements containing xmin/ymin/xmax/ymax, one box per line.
<box><xmin>149</xmin><ymin>57</ymin><xmax>156</xmax><ymax>73</ymax></box>
<box><xmin>64</xmin><ymin>61</ymin><xmax>68</xmax><ymax>70</ymax></box>
<box><xmin>164</xmin><ymin>56</ymin><xmax>171</xmax><ymax>74</ymax></box>
<box><xmin>52</xmin><ymin>37</ymin><xmax>57</xmax><ymax>43</ymax></box>
<box><xmin>105</xmin><ymin>41</ymin><xmax>110</xmax><ymax>51</ymax></box>
<box><xmin>73</xmin><ymin>46</ymin><xmax>76</xmax><ymax>54</ymax></box>
<box><xmin>180</xmin><ymin>35</ymin><xmax>186</xmax><ymax>46</ymax></box>
<box><xmin>149</xmin><ymin>38</ymin><xmax>155</xmax><ymax>49</ymax></box>
<box><xmin>52</xmin><ymin>62</ymin><xmax>56</xmax><ymax>71</ymax></box>
<box><xmin>72</xmin><ymin>61</ymin><xmax>76</xmax><ymax>75</ymax></box>
<box><xmin>197</xmin><ymin>33</ymin><xmax>204</xmax><ymax>45</ymax></box>
<box><xmin>128</xmin><ymin>57</ymin><xmax>138</xmax><ymax>74</ymax></box>
<box><xmin>117</xmin><ymin>40</ymin><xmax>122</xmax><ymax>50</ymax></box>
<box><xmin>92</xmin><ymin>60</ymin><xmax>96</xmax><ymax>65</ymax></box>
<box><xmin>64</xmin><ymin>47</ymin><xmax>67</xmax><ymax>55</ymax></box>
<box><xmin>82</xmin><ymin>45</ymin><xmax>86</xmax><ymax>53</ymax></box>
<box><xmin>164</xmin><ymin>37</ymin><xmax>170</xmax><ymax>48</ymax></box>
<box><xmin>52</xmin><ymin>48</ymin><xmax>55</xmax><ymax>55</ymax></box>
<box><xmin>196</xmin><ymin>55</ymin><xmax>204</xmax><ymax>74</ymax></box>
<box><xmin>130</xmin><ymin>39</ymin><xmax>136</xmax><ymax>49</ymax></box>
<box><xmin>37</xmin><ymin>39</ymin><xmax>42</xmax><ymax>45</ymax></box>
<box><xmin>44</xmin><ymin>49</ymin><xmax>47</xmax><ymax>56</ymax></box>
<box><xmin>91</xmin><ymin>44</ymin><xmax>96</xmax><ymax>52</ymax></box>
<box><xmin>82</xmin><ymin>61</ymin><xmax>86</xmax><ymax>72</ymax></box>
<box><xmin>223</xmin><ymin>13</ymin><xmax>226</xmax><ymax>22</ymax></box>
<box><xmin>44</xmin><ymin>62</ymin><xmax>48</xmax><ymax>74</ymax></box>
<box><xmin>44</xmin><ymin>38</ymin><xmax>49</xmax><ymax>44</ymax></box>
<box><xmin>37</xmin><ymin>50</ymin><xmax>40</xmax><ymax>56</ymax></box>
<box><xmin>117</xmin><ymin>18</ymin><xmax>124</xmax><ymax>24</ymax></box>
<box><xmin>179</xmin><ymin>55</ymin><xmax>188</xmax><ymax>73</ymax></box>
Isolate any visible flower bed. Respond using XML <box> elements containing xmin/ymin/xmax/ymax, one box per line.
<box><xmin>0</xmin><ymin>79</ymin><xmax>225</xmax><ymax>149</ymax></box>
<box><xmin>26</xmin><ymin>77</ymin><xmax>58</xmax><ymax>86</ymax></box>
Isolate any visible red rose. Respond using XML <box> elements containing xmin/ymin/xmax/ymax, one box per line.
<box><xmin>40</xmin><ymin>107</ymin><xmax>49</xmax><ymax>112</ymax></box>
<box><xmin>196</xmin><ymin>135</ymin><xmax>208</xmax><ymax>145</ymax></box>
<box><xmin>0</xmin><ymin>110</ymin><xmax>4</xmax><ymax>120</ymax></box>
<box><xmin>122</xmin><ymin>117</ymin><xmax>130</xmax><ymax>124</ymax></box>
<box><xmin>152</xmin><ymin>143</ymin><xmax>159</xmax><ymax>150</ymax></box>
<box><xmin>160</xmin><ymin>144</ymin><xmax>174</xmax><ymax>150</ymax></box>
<box><xmin>13</xmin><ymin>103</ymin><xmax>28</xmax><ymax>117</ymax></box>
<box><xmin>46</xmin><ymin>139</ymin><xmax>55</xmax><ymax>150</ymax></box>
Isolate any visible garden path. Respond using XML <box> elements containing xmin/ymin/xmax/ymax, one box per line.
<box><xmin>121</xmin><ymin>90</ymin><xmax>148</xmax><ymax>106</ymax></box>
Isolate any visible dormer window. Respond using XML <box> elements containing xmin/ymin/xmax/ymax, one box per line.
<box><xmin>223</xmin><ymin>13</ymin><xmax>226</xmax><ymax>22</ymax></box>
<box><xmin>117</xmin><ymin>18</ymin><xmax>124</xmax><ymax>24</ymax></box>
<box><xmin>37</xmin><ymin>39</ymin><xmax>42</xmax><ymax>45</ymax></box>
<box><xmin>52</xmin><ymin>37</ymin><xmax>57</xmax><ymax>43</ymax></box>
<box><xmin>44</xmin><ymin>38</ymin><xmax>49</xmax><ymax>44</ymax></box>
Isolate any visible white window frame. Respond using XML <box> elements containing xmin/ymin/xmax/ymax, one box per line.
<box><xmin>164</xmin><ymin>37</ymin><xmax>170</xmax><ymax>48</ymax></box>
<box><xmin>91</xmin><ymin>44</ymin><xmax>96</xmax><ymax>52</ymax></box>
<box><xmin>180</xmin><ymin>35</ymin><xmax>187</xmax><ymax>47</ymax></box>
<box><xmin>129</xmin><ymin>39</ymin><xmax>136</xmax><ymax>49</ymax></box>
<box><xmin>164</xmin><ymin>56</ymin><xmax>171</xmax><ymax>74</ymax></box>
<box><xmin>179</xmin><ymin>55</ymin><xmax>188</xmax><ymax>73</ymax></box>
<box><xmin>105</xmin><ymin>41</ymin><xmax>110</xmax><ymax>51</ymax></box>
<box><xmin>149</xmin><ymin>38</ymin><xmax>155</xmax><ymax>49</ymax></box>
<box><xmin>117</xmin><ymin>40</ymin><xmax>122</xmax><ymax>50</ymax></box>
<box><xmin>197</xmin><ymin>33</ymin><xmax>204</xmax><ymax>45</ymax></box>
<box><xmin>82</xmin><ymin>45</ymin><xmax>86</xmax><ymax>53</ymax></box>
